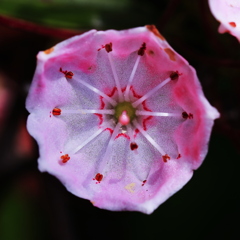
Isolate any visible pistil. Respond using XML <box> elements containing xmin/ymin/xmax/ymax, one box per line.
<box><xmin>114</xmin><ymin>101</ymin><xmax>136</xmax><ymax>124</ymax></box>
<box><xmin>119</xmin><ymin>111</ymin><xmax>130</xmax><ymax>125</ymax></box>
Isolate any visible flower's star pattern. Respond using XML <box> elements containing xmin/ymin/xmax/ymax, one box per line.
<box><xmin>26</xmin><ymin>26</ymin><xmax>219</xmax><ymax>214</ymax></box>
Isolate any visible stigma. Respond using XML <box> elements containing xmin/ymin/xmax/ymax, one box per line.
<box><xmin>119</xmin><ymin>111</ymin><xmax>130</xmax><ymax>125</ymax></box>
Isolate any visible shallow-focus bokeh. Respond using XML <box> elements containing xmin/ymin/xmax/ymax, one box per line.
<box><xmin>0</xmin><ymin>0</ymin><xmax>240</xmax><ymax>239</ymax></box>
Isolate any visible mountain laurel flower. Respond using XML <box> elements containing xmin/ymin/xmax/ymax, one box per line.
<box><xmin>26</xmin><ymin>25</ymin><xmax>219</xmax><ymax>214</ymax></box>
<box><xmin>209</xmin><ymin>0</ymin><xmax>240</xmax><ymax>41</ymax></box>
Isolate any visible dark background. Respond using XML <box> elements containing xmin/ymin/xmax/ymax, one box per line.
<box><xmin>0</xmin><ymin>0</ymin><xmax>240</xmax><ymax>239</ymax></box>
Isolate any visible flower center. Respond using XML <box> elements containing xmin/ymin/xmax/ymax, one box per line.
<box><xmin>114</xmin><ymin>101</ymin><xmax>136</xmax><ymax>125</ymax></box>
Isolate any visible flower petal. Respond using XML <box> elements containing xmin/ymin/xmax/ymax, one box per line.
<box><xmin>26</xmin><ymin>26</ymin><xmax>219</xmax><ymax>214</ymax></box>
<box><xmin>209</xmin><ymin>0</ymin><xmax>240</xmax><ymax>41</ymax></box>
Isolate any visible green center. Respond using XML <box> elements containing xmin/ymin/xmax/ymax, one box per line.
<box><xmin>114</xmin><ymin>101</ymin><xmax>136</xmax><ymax>122</ymax></box>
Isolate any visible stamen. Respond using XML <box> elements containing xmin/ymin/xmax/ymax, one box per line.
<box><xmin>125</xmin><ymin>55</ymin><xmax>141</xmax><ymax>101</ymax></box>
<box><xmin>60</xmin><ymin>154</ymin><xmax>70</xmax><ymax>163</ymax></box>
<box><xmin>182</xmin><ymin>112</ymin><xmax>193</xmax><ymax>119</ymax></box>
<box><xmin>132</xmin><ymin>77</ymin><xmax>171</xmax><ymax>107</ymax></box>
<box><xmin>97</xmin><ymin>122</ymin><xmax>121</xmax><ymax>173</ymax></box>
<box><xmin>61</xmin><ymin>109</ymin><xmax>114</xmax><ymax>115</ymax></box>
<box><xmin>170</xmin><ymin>71</ymin><xmax>181</xmax><ymax>80</ymax></box>
<box><xmin>142</xmin><ymin>180</ymin><xmax>147</xmax><ymax>186</ymax></box>
<box><xmin>76</xmin><ymin>78</ymin><xmax>117</xmax><ymax>106</ymax></box>
<box><xmin>93</xmin><ymin>173</ymin><xmax>104</xmax><ymax>183</ymax></box>
<box><xmin>104</xmin><ymin>43</ymin><xmax>112</xmax><ymax>52</ymax></box>
<box><xmin>162</xmin><ymin>154</ymin><xmax>170</xmax><ymax>162</ymax></box>
<box><xmin>133</xmin><ymin>119</ymin><xmax>166</xmax><ymax>156</ymax></box>
<box><xmin>127</xmin><ymin>125</ymin><xmax>135</xmax><ymax>143</ymax></box>
<box><xmin>107</xmin><ymin>53</ymin><xmax>124</xmax><ymax>102</ymax></box>
<box><xmin>130</xmin><ymin>142</ymin><xmax>138</xmax><ymax>150</ymax></box>
<box><xmin>137</xmin><ymin>43</ymin><xmax>146</xmax><ymax>56</ymax></box>
<box><xmin>136</xmin><ymin>110</ymin><xmax>180</xmax><ymax>117</ymax></box>
<box><xmin>60</xmin><ymin>68</ymin><xmax>74</xmax><ymax>79</ymax></box>
<box><xmin>103</xmin><ymin>122</ymin><xmax>121</xmax><ymax>158</ymax></box>
<box><xmin>52</xmin><ymin>108</ymin><xmax>61</xmax><ymax>116</ymax></box>
<box><xmin>72</xmin><ymin>128</ymin><xmax>104</xmax><ymax>154</ymax></box>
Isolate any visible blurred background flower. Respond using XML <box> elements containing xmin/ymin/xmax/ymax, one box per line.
<box><xmin>0</xmin><ymin>0</ymin><xmax>240</xmax><ymax>239</ymax></box>
<box><xmin>209</xmin><ymin>0</ymin><xmax>240</xmax><ymax>41</ymax></box>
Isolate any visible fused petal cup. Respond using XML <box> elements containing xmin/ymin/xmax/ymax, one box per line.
<box><xmin>26</xmin><ymin>25</ymin><xmax>219</xmax><ymax>214</ymax></box>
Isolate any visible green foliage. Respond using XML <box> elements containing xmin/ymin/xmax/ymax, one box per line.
<box><xmin>0</xmin><ymin>0</ymin><xmax>130</xmax><ymax>29</ymax></box>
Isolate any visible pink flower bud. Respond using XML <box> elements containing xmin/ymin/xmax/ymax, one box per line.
<box><xmin>26</xmin><ymin>25</ymin><xmax>219</xmax><ymax>214</ymax></box>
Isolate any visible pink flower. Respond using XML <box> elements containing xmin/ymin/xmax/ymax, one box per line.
<box><xmin>26</xmin><ymin>25</ymin><xmax>219</xmax><ymax>214</ymax></box>
<box><xmin>209</xmin><ymin>0</ymin><xmax>240</xmax><ymax>41</ymax></box>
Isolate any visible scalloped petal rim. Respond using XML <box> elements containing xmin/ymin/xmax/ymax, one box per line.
<box><xmin>26</xmin><ymin>25</ymin><xmax>219</xmax><ymax>214</ymax></box>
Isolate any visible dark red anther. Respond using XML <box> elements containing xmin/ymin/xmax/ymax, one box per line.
<box><xmin>177</xmin><ymin>153</ymin><xmax>181</xmax><ymax>159</ymax></box>
<box><xmin>182</xmin><ymin>112</ymin><xmax>193</xmax><ymax>119</ymax></box>
<box><xmin>170</xmin><ymin>71</ymin><xmax>181</xmax><ymax>80</ymax></box>
<box><xmin>188</xmin><ymin>113</ymin><xmax>193</xmax><ymax>119</ymax></box>
<box><xmin>105</xmin><ymin>42</ymin><xmax>112</xmax><ymax>53</ymax></box>
<box><xmin>61</xmin><ymin>154</ymin><xmax>70</xmax><ymax>163</ymax></box>
<box><xmin>59</xmin><ymin>67</ymin><xmax>74</xmax><ymax>79</ymax></box>
<box><xmin>142</xmin><ymin>180</ymin><xmax>147</xmax><ymax>186</ymax></box>
<box><xmin>66</xmin><ymin>71</ymin><xmax>74</xmax><ymax>79</ymax></box>
<box><xmin>182</xmin><ymin>111</ymin><xmax>189</xmax><ymax>119</ymax></box>
<box><xmin>162</xmin><ymin>154</ymin><xmax>170</xmax><ymax>163</ymax></box>
<box><xmin>97</xmin><ymin>45</ymin><xmax>105</xmax><ymax>51</ymax></box>
<box><xmin>130</xmin><ymin>142</ymin><xmax>138</xmax><ymax>150</ymax></box>
<box><xmin>138</xmin><ymin>42</ymin><xmax>146</xmax><ymax>56</ymax></box>
<box><xmin>229</xmin><ymin>22</ymin><xmax>236</xmax><ymax>27</ymax></box>
<box><xmin>94</xmin><ymin>173</ymin><xmax>103</xmax><ymax>182</ymax></box>
<box><xmin>52</xmin><ymin>108</ymin><xmax>61</xmax><ymax>116</ymax></box>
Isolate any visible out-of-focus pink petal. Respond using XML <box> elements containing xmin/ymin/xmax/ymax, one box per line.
<box><xmin>0</xmin><ymin>73</ymin><xmax>13</xmax><ymax>133</ymax></box>
<box><xmin>26</xmin><ymin>26</ymin><xmax>219</xmax><ymax>214</ymax></box>
<box><xmin>209</xmin><ymin>0</ymin><xmax>240</xmax><ymax>41</ymax></box>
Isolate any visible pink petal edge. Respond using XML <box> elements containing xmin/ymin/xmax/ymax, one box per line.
<box><xmin>209</xmin><ymin>0</ymin><xmax>240</xmax><ymax>41</ymax></box>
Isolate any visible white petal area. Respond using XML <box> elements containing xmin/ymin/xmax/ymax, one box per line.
<box><xmin>144</xmin><ymin>77</ymin><xmax>183</xmax><ymax>113</ymax></box>
<box><xmin>132</xmin><ymin>77</ymin><xmax>171</xmax><ymax>107</ymax></box>
<box><xmin>107</xmin><ymin>53</ymin><xmax>124</xmax><ymax>102</ymax></box>
<box><xmin>98</xmin><ymin>134</ymin><xmax>130</xmax><ymax>180</ymax></box>
<box><xmin>87</xmin><ymin>132</ymin><xmax>160</xmax><ymax>211</ymax></box>
<box><xmin>125</xmin><ymin>55</ymin><xmax>141</xmax><ymax>101</ymax></box>
<box><xmin>126</xmin><ymin>130</ymin><xmax>162</xmax><ymax>180</ymax></box>
<box><xmin>28</xmin><ymin>106</ymin><xmax>193</xmax><ymax>214</ymax></box>
<box><xmin>61</xmin><ymin>113</ymin><xmax>103</xmax><ymax>154</ymax></box>
<box><xmin>120</xmin><ymin>36</ymin><xmax>186</xmax><ymax>100</ymax></box>
<box><xmin>133</xmin><ymin>119</ymin><xmax>166</xmax><ymax>156</ymax></box>
<box><xmin>89</xmin><ymin>50</ymin><xmax>141</xmax><ymax>96</ymax></box>
<box><xmin>29</xmin><ymin>108</ymin><xmax>114</xmax><ymax>200</ymax></box>
<box><xmin>143</xmin><ymin>116</ymin><xmax>182</xmax><ymax>159</ymax></box>
<box><xmin>87</xmin><ymin>132</ymin><xmax>193</xmax><ymax>214</ymax></box>
<box><xmin>136</xmin><ymin>79</ymin><xmax>185</xmax><ymax>160</ymax></box>
<box><xmin>26</xmin><ymin>61</ymin><xmax>78</xmax><ymax>112</ymax></box>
